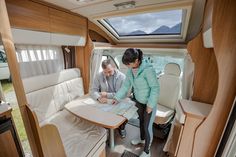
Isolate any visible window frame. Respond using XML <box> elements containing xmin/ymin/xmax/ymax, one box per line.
<box><xmin>95</xmin><ymin>6</ymin><xmax>192</xmax><ymax>42</ymax></box>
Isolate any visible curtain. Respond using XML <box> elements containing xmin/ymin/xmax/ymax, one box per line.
<box><xmin>61</xmin><ymin>46</ymin><xmax>76</xmax><ymax>69</ymax></box>
<box><xmin>181</xmin><ymin>53</ymin><xmax>195</xmax><ymax>100</ymax></box>
<box><xmin>89</xmin><ymin>49</ymin><xmax>103</xmax><ymax>88</ymax></box>
<box><xmin>16</xmin><ymin>45</ymin><xmax>64</xmax><ymax>78</ymax></box>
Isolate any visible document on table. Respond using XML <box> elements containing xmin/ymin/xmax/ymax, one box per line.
<box><xmin>98</xmin><ymin>104</ymin><xmax>114</xmax><ymax>112</ymax></box>
<box><xmin>82</xmin><ymin>98</ymin><xmax>97</xmax><ymax>105</ymax></box>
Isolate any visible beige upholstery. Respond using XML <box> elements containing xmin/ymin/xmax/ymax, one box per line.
<box><xmin>155</xmin><ymin>63</ymin><xmax>181</xmax><ymax>125</ymax></box>
<box><xmin>23</xmin><ymin>68</ymin><xmax>107</xmax><ymax>157</ymax></box>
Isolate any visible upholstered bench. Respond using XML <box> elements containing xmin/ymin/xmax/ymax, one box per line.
<box><xmin>23</xmin><ymin>68</ymin><xmax>107</xmax><ymax>157</ymax></box>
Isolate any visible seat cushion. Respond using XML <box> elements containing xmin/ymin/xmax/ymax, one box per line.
<box><xmin>155</xmin><ymin>104</ymin><xmax>175</xmax><ymax>124</ymax></box>
<box><xmin>44</xmin><ymin>109</ymin><xmax>107</xmax><ymax>157</ymax></box>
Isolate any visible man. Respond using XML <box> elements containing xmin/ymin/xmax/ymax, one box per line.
<box><xmin>90</xmin><ymin>59</ymin><xmax>127</xmax><ymax>138</ymax></box>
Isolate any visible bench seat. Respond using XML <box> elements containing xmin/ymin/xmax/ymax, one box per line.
<box><xmin>23</xmin><ymin>68</ymin><xmax>107</xmax><ymax>157</ymax></box>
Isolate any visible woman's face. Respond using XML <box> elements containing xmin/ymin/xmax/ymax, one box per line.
<box><xmin>126</xmin><ymin>59</ymin><xmax>140</xmax><ymax>69</ymax></box>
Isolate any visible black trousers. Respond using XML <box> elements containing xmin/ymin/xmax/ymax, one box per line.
<box><xmin>136</xmin><ymin>101</ymin><xmax>153</xmax><ymax>154</ymax></box>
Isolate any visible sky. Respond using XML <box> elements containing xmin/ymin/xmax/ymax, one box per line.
<box><xmin>106</xmin><ymin>9</ymin><xmax>182</xmax><ymax>34</ymax></box>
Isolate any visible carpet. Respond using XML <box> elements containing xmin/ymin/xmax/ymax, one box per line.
<box><xmin>121</xmin><ymin>150</ymin><xmax>139</xmax><ymax>157</ymax></box>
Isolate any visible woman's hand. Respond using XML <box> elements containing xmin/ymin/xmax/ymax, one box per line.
<box><xmin>146</xmin><ymin>106</ymin><xmax>153</xmax><ymax>114</ymax></box>
<box><xmin>112</xmin><ymin>99</ymin><xmax>118</xmax><ymax>105</ymax></box>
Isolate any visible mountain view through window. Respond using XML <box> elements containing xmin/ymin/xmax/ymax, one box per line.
<box><xmin>104</xmin><ymin>10</ymin><xmax>183</xmax><ymax>36</ymax></box>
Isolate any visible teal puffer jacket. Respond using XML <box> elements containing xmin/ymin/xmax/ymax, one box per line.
<box><xmin>114</xmin><ymin>60</ymin><xmax>160</xmax><ymax>108</ymax></box>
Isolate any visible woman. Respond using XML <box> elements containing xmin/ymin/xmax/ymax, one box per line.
<box><xmin>113</xmin><ymin>48</ymin><xmax>160</xmax><ymax>157</ymax></box>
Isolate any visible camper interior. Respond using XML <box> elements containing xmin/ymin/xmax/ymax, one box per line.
<box><xmin>0</xmin><ymin>0</ymin><xmax>235</xmax><ymax>157</ymax></box>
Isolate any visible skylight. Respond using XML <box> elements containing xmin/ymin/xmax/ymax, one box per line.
<box><xmin>100</xmin><ymin>9</ymin><xmax>184</xmax><ymax>38</ymax></box>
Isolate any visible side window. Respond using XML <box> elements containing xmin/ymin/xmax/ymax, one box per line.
<box><xmin>144</xmin><ymin>55</ymin><xmax>184</xmax><ymax>76</ymax></box>
<box><xmin>114</xmin><ymin>55</ymin><xmax>128</xmax><ymax>74</ymax></box>
<box><xmin>98</xmin><ymin>55</ymin><xmax>119</xmax><ymax>73</ymax></box>
<box><xmin>0</xmin><ymin>51</ymin><xmax>7</xmax><ymax>63</ymax></box>
<box><xmin>114</xmin><ymin>54</ymin><xmax>184</xmax><ymax>76</ymax></box>
<box><xmin>98</xmin><ymin>55</ymin><xmax>108</xmax><ymax>73</ymax></box>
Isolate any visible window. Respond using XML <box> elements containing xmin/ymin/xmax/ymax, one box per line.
<box><xmin>98</xmin><ymin>55</ymin><xmax>108</xmax><ymax>73</ymax></box>
<box><xmin>114</xmin><ymin>54</ymin><xmax>184</xmax><ymax>76</ymax></box>
<box><xmin>98</xmin><ymin>9</ymin><xmax>189</xmax><ymax>41</ymax></box>
<box><xmin>0</xmin><ymin>50</ymin><xmax>7</xmax><ymax>63</ymax></box>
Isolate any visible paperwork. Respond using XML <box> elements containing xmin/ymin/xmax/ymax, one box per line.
<box><xmin>82</xmin><ymin>97</ymin><xmax>138</xmax><ymax>120</ymax></box>
<box><xmin>83</xmin><ymin>98</ymin><xmax>97</xmax><ymax>105</ymax></box>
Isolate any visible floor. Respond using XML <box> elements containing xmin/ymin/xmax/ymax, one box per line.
<box><xmin>106</xmin><ymin>123</ymin><xmax>168</xmax><ymax>157</ymax></box>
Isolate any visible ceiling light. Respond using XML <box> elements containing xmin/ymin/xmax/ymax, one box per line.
<box><xmin>114</xmin><ymin>1</ymin><xmax>136</xmax><ymax>10</ymax></box>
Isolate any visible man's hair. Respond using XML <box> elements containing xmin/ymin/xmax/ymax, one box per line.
<box><xmin>101</xmin><ymin>59</ymin><xmax>112</xmax><ymax>69</ymax></box>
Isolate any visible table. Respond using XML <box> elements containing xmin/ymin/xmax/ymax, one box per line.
<box><xmin>65</xmin><ymin>95</ymin><xmax>137</xmax><ymax>149</ymax></box>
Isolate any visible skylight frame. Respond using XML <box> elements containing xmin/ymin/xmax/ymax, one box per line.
<box><xmin>97</xmin><ymin>8</ymin><xmax>191</xmax><ymax>42</ymax></box>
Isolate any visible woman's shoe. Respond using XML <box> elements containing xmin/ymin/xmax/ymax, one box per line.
<box><xmin>131</xmin><ymin>139</ymin><xmax>145</xmax><ymax>145</ymax></box>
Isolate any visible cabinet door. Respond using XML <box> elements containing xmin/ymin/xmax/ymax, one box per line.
<box><xmin>0</xmin><ymin>130</ymin><xmax>19</xmax><ymax>157</ymax></box>
<box><xmin>49</xmin><ymin>8</ymin><xmax>87</xmax><ymax>37</ymax></box>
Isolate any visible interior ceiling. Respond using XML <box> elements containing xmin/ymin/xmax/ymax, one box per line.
<box><xmin>42</xmin><ymin>0</ymin><xmax>185</xmax><ymax>18</ymax></box>
<box><xmin>41</xmin><ymin>0</ymin><xmax>204</xmax><ymax>44</ymax></box>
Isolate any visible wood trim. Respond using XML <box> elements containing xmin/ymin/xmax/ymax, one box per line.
<box><xmin>177</xmin><ymin>116</ymin><xmax>203</xmax><ymax>157</ymax></box>
<box><xmin>26</xmin><ymin>105</ymin><xmax>66</xmax><ymax>157</ymax></box>
<box><xmin>114</xmin><ymin>43</ymin><xmax>187</xmax><ymax>49</ymax></box>
<box><xmin>75</xmin><ymin>46</ymin><xmax>86</xmax><ymax>92</ymax></box>
<box><xmin>84</xmin><ymin>35</ymin><xmax>94</xmax><ymax>94</ymax></box>
<box><xmin>89</xmin><ymin>30</ymin><xmax>109</xmax><ymax>43</ymax></box>
<box><xmin>192</xmin><ymin>0</ymin><xmax>236</xmax><ymax>156</ymax></box>
<box><xmin>88</xmin><ymin>21</ymin><xmax>115</xmax><ymax>45</ymax></box>
<box><xmin>40</xmin><ymin>124</ymin><xmax>66</xmax><ymax>157</ymax></box>
<box><xmin>187</xmin><ymin>32</ymin><xmax>218</xmax><ymax>104</ymax></box>
<box><xmin>0</xmin><ymin>1</ymin><xmax>41</xmax><ymax>156</ymax></box>
<box><xmin>75</xmin><ymin>35</ymin><xmax>94</xmax><ymax>94</ymax></box>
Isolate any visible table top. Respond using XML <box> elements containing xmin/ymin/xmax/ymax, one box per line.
<box><xmin>65</xmin><ymin>95</ymin><xmax>132</xmax><ymax>129</ymax></box>
<box><xmin>179</xmin><ymin>99</ymin><xmax>212</xmax><ymax>120</ymax></box>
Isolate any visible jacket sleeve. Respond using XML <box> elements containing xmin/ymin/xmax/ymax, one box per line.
<box><xmin>145</xmin><ymin>68</ymin><xmax>160</xmax><ymax>108</ymax></box>
<box><xmin>114</xmin><ymin>75</ymin><xmax>131</xmax><ymax>101</ymax></box>
<box><xmin>89</xmin><ymin>74</ymin><xmax>101</xmax><ymax>100</ymax></box>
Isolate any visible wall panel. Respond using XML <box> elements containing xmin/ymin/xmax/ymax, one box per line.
<box><xmin>192</xmin><ymin>0</ymin><xmax>236</xmax><ymax>156</ymax></box>
<box><xmin>6</xmin><ymin>0</ymin><xmax>50</xmax><ymax>32</ymax></box>
<box><xmin>187</xmin><ymin>32</ymin><xmax>218</xmax><ymax>104</ymax></box>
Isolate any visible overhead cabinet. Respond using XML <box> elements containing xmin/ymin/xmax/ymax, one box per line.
<box><xmin>6</xmin><ymin>0</ymin><xmax>87</xmax><ymax>37</ymax></box>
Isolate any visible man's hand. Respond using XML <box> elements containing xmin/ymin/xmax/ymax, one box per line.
<box><xmin>98</xmin><ymin>97</ymin><xmax>108</xmax><ymax>104</ymax></box>
<box><xmin>146</xmin><ymin>106</ymin><xmax>153</xmax><ymax>114</ymax></box>
<box><xmin>112</xmin><ymin>99</ymin><xmax>118</xmax><ymax>105</ymax></box>
<box><xmin>100</xmin><ymin>92</ymin><xmax>107</xmax><ymax>98</ymax></box>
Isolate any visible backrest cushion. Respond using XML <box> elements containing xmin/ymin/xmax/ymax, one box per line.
<box><xmin>158</xmin><ymin>63</ymin><xmax>181</xmax><ymax>109</ymax></box>
<box><xmin>23</xmin><ymin>68</ymin><xmax>84</xmax><ymax>123</ymax></box>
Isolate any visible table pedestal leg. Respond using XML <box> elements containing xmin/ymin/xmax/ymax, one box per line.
<box><xmin>109</xmin><ymin>128</ymin><xmax>115</xmax><ymax>149</ymax></box>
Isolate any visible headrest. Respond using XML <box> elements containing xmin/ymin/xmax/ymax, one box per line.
<box><xmin>23</xmin><ymin>68</ymin><xmax>81</xmax><ymax>94</ymax></box>
<box><xmin>164</xmin><ymin>63</ymin><xmax>181</xmax><ymax>76</ymax></box>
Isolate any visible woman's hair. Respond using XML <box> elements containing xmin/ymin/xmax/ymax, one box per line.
<box><xmin>122</xmin><ymin>48</ymin><xmax>143</xmax><ymax>65</ymax></box>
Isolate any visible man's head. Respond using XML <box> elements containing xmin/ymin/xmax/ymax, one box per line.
<box><xmin>101</xmin><ymin>59</ymin><xmax>115</xmax><ymax>77</ymax></box>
